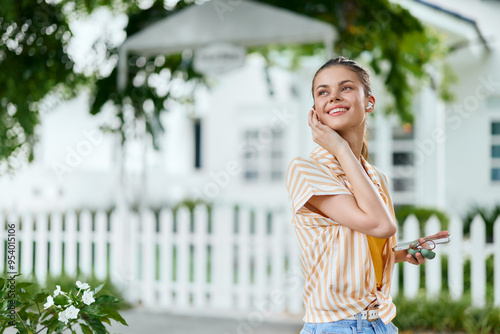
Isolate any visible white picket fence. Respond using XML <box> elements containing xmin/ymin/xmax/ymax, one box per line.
<box><xmin>1</xmin><ymin>206</ymin><xmax>500</xmax><ymax>319</ymax></box>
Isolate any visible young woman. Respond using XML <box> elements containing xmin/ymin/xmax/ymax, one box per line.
<box><xmin>286</xmin><ymin>57</ymin><xmax>448</xmax><ymax>334</ymax></box>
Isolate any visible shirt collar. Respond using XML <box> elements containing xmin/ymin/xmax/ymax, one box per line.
<box><xmin>310</xmin><ymin>146</ymin><xmax>383</xmax><ymax>190</ymax></box>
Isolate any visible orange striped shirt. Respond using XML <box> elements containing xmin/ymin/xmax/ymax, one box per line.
<box><xmin>286</xmin><ymin>146</ymin><xmax>397</xmax><ymax>324</ymax></box>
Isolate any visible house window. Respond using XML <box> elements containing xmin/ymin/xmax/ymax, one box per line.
<box><xmin>491</xmin><ymin>121</ymin><xmax>500</xmax><ymax>183</ymax></box>
<box><xmin>492</xmin><ymin>145</ymin><xmax>500</xmax><ymax>158</ymax></box>
<box><xmin>491</xmin><ymin>169</ymin><xmax>500</xmax><ymax>181</ymax></box>
<box><xmin>393</xmin><ymin>152</ymin><xmax>414</xmax><ymax>166</ymax></box>
<box><xmin>243</xmin><ymin>130</ymin><xmax>259</xmax><ymax>181</ymax></box>
<box><xmin>194</xmin><ymin>119</ymin><xmax>202</xmax><ymax>169</ymax></box>
<box><xmin>393</xmin><ymin>178</ymin><xmax>414</xmax><ymax>192</ymax></box>
<box><xmin>242</xmin><ymin>128</ymin><xmax>284</xmax><ymax>182</ymax></box>
<box><xmin>270</xmin><ymin>129</ymin><xmax>284</xmax><ymax>180</ymax></box>
<box><xmin>391</xmin><ymin>123</ymin><xmax>415</xmax><ymax>201</ymax></box>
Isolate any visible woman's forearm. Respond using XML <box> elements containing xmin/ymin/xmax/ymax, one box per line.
<box><xmin>335</xmin><ymin>146</ymin><xmax>397</xmax><ymax>236</ymax></box>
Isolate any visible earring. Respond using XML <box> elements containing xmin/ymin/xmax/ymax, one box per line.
<box><xmin>366</xmin><ymin>102</ymin><xmax>373</xmax><ymax>110</ymax></box>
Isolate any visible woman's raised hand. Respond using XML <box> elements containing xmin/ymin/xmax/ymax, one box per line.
<box><xmin>308</xmin><ymin>109</ymin><xmax>348</xmax><ymax>156</ymax></box>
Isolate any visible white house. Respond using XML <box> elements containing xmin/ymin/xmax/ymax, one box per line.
<box><xmin>1</xmin><ymin>0</ymin><xmax>499</xmax><ymax>218</ymax></box>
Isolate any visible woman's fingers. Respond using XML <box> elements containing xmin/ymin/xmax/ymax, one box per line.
<box><xmin>309</xmin><ymin>109</ymin><xmax>328</xmax><ymax>131</ymax></box>
<box><xmin>308</xmin><ymin>109</ymin><xmax>322</xmax><ymax>134</ymax></box>
<box><xmin>407</xmin><ymin>251</ymin><xmax>426</xmax><ymax>265</ymax></box>
<box><xmin>406</xmin><ymin>253</ymin><xmax>418</xmax><ymax>265</ymax></box>
<box><xmin>407</xmin><ymin>240</ymin><xmax>428</xmax><ymax>265</ymax></box>
<box><xmin>308</xmin><ymin>109</ymin><xmax>315</xmax><ymax>128</ymax></box>
<box><xmin>419</xmin><ymin>238</ymin><xmax>431</xmax><ymax>250</ymax></box>
<box><xmin>310</xmin><ymin>109</ymin><xmax>320</xmax><ymax>127</ymax></box>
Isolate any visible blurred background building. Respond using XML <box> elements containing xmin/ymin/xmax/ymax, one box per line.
<box><xmin>0</xmin><ymin>0</ymin><xmax>499</xmax><ymax>216</ymax></box>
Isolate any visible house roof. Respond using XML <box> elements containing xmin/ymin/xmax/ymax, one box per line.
<box><xmin>121</xmin><ymin>1</ymin><xmax>335</xmax><ymax>56</ymax></box>
<box><xmin>413</xmin><ymin>0</ymin><xmax>488</xmax><ymax>50</ymax></box>
<box><xmin>395</xmin><ymin>0</ymin><xmax>489</xmax><ymax>51</ymax></box>
<box><xmin>118</xmin><ymin>0</ymin><xmax>335</xmax><ymax>89</ymax></box>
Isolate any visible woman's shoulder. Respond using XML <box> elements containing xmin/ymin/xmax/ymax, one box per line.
<box><xmin>370</xmin><ymin>165</ymin><xmax>391</xmax><ymax>190</ymax></box>
<box><xmin>287</xmin><ymin>156</ymin><xmax>328</xmax><ymax>172</ymax></box>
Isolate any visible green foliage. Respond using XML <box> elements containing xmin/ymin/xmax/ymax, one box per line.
<box><xmin>39</xmin><ymin>274</ymin><xmax>131</xmax><ymax>311</ymax></box>
<box><xmin>88</xmin><ymin>0</ymin><xmax>205</xmax><ymax>151</ymax></box>
<box><xmin>254</xmin><ymin>0</ymin><xmax>452</xmax><ymax>124</ymax></box>
<box><xmin>0</xmin><ymin>1</ymin><xmax>77</xmax><ymax>172</ymax></box>
<box><xmin>1</xmin><ymin>0</ymin><xmax>453</xmax><ymax>171</ymax></box>
<box><xmin>462</xmin><ymin>203</ymin><xmax>500</xmax><ymax>242</ymax></box>
<box><xmin>0</xmin><ymin>274</ymin><xmax>128</xmax><ymax>333</ymax></box>
<box><xmin>394</xmin><ymin>254</ymin><xmax>497</xmax><ymax>333</ymax></box>
<box><xmin>393</xmin><ymin>293</ymin><xmax>500</xmax><ymax>333</ymax></box>
<box><xmin>172</xmin><ymin>197</ymin><xmax>211</xmax><ymax>213</ymax></box>
<box><xmin>394</xmin><ymin>205</ymin><xmax>449</xmax><ymax>234</ymax></box>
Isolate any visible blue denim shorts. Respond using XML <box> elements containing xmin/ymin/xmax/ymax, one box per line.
<box><xmin>300</xmin><ymin>316</ymin><xmax>398</xmax><ymax>334</ymax></box>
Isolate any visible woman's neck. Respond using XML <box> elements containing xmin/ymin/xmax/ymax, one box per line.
<box><xmin>338</xmin><ymin>128</ymin><xmax>365</xmax><ymax>163</ymax></box>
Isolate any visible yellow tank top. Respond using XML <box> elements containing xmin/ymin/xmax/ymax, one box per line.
<box><xmin>366</xmin><ymin>236</ymin><xmax>387</xmax><ymax>288</ymax></box>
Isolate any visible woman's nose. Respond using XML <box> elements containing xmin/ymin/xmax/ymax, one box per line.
<box><xmin>330</xmin><ymin>93</ymin><xmax>341</xmax><ymax>102</ymax></box>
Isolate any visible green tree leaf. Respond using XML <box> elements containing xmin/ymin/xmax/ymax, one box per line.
<box><xmin>84</xmin><ymin>315</ymin><xmax>107</xmax><ymax>334</ymax></box>
<box><xmin>80</xmin><ymin>323</ymin><xmax>93</xmax><ymax>334</ymax></box>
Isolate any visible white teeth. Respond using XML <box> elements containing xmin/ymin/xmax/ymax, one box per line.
<box><xmin>328</xmin><ymin>108</ymin><xmax>347</xmax><ymax>114</ymax></box>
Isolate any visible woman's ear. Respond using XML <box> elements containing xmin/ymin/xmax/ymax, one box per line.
<box><xmin>365</xmin><ymin>96</ymin><xmax>376</xmax><ymax>112</ymax></box>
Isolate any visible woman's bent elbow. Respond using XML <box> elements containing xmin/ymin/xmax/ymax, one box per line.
<box><xmin>377</xmin><ymin>222</ymin><xmax>397</xmax><ymax>238</ymax></box>
<box><xmin>368</xmin><ymin>220</ymin><xmax>397</xmax><ymax>239</ymax></box>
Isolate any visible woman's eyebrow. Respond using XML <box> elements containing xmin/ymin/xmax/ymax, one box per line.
<box><xmin>315</xmin><ymin>84</ymin><xmax>329</xmax><ymax>91</ymax></box>
<box><xmin>315</xmin><ymin>79</ymin><xmax>355</xmax><ymax>91</ymax></box>
<box><xmin>339</xmin><ymin>79</ymin><xmax>355</xmax><ymax>85</ymax></box>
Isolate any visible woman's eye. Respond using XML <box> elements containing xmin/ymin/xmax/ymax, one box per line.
<box><xmin>318</xmin><ymin>91</ymin><xmax>328</xmax><ymax>96</ymax></box>
<box><xmin>341</xmin><ymin>86</ymin><xmax>352</xmax><ymax>92</ymax></box>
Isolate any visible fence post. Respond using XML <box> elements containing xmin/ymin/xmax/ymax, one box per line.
<box><xmin>212</xmin><ymin>205</ymin><xmax>233</xmax><ymax>310</ymax></box>
<box><xmin>128</xmin><ymin>211</ymin><xmax>140</xmax><ymax>305</ymax></box>
<box><xmin>254</xmin><ymin>208</ymin><xmax>268</xmax><ymax>307</ymax></box>
<box><xmin>287</xmin><ymin>210</ymin><xmax>303</xmax><ymax>314</ymax></box>
<box><xmin>159</xmin><ymin>208</ymin><xmax>174</xmax><ymax>309</ymax></box>
<box><xmin>79</xmin><ymin>210</ymin><xmax>93</xmax><ymax>276</ymax></box>
<box><xmin>494</xmin><ymin>215</ymin><xmax>500</xmax><ymax>307</ymax></box>
<box><xmin>270</xmin><ymin>209</ymin><xmax>286</xmax><ymax>314</ymax></box>
<box><xmin>50</xmin><ymin>211</ymin><xmax>63</xmax><ymax>278</ymax></box>
<box><xmin>64</xmin><ymin>211</ymin><xmax>78</xmax><ymax>277</ymax></box>
<box><xmin>109</xmin><ymin>208</ymin><xmax>133</xmax><ymax>303</ymax></box>
<box><xmin>403</xmin><ymin>214</ymin><xmax>420</xmax><ymax>299</ymax></box>
<box><xmin>425</xmin><ymin>215</ymin><xmax>441</xmax><ymax>299</ymax></box>
<box><xmin>34</xmin><ymin>212</ymin><xmax>49</xmax><ymax>285</ymax></box>
<box><xmin>141</xmin><ymin>209</ymin><xmax>156</xmax><ymax>308</ymax></box>
<box><xmin>237</xmin><ymin>206</ymin><xmax>251</xmax><ymax>311</ymax></box>
<box><xmin>176</xmin><ymin>207</ymin><xmax>191</xmax><ymax>309</ymax></box>
<box><xmin>391</xmin><ymin>261</ymin><xmax>399</xmax><ymax>298</ymax></box>
<box><xmin>193</xmin><ymin>205</ymin><xmax>209</xmax><ymax>309</ymax></box>
<box><xmin>448</xmin><ymin>215</ymin><xmax>463</xmax><ymax>300</ymax></box>
<box><xmin>94</xmin><ymin>210</ymin><xmax>108</xmax><ymax>280</ymax></box>
<box><xmin>471</xmin><ymin>214</ymin><xmax>486</xmax><ymax>307</ymax></box>
<box><xmin>20</xmin><ymin>212</ymin><xmax>34</xmax><ymax>278</ymax></box>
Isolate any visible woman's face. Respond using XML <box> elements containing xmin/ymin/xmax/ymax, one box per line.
<box><xmin>312</xmin><ymin>66</ymin><xmax>374</xmax><ymax>133</ymax></box>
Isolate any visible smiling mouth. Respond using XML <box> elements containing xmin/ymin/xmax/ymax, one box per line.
<box><xmin>328</xmin><ymin>107</ymin><xmax>348</xmax><ymax>115</ymax></box>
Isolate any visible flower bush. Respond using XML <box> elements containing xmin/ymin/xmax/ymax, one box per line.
<box><xmin>0</xmin><ymin>275</ymin><xmax>127</xmax><ymax>334</ymax></box>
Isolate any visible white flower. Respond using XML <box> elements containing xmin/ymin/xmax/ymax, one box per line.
<box><xmin>54</xmin><ymin>285</ymin><xmax>62</xmax><ymax>296</ymax></box>
<box><xmin>76</xmin><ymin>281</ymin><xmax>90</xmax><ymax>290</ymax></box>
<box><xmin>64</xmin><ymin>305</ymin><xmax>80</xmax><ymax>320</ymax></box>
<box><xmin>58</xmin><ymin>310</ymin><xmax>68</xmax><ymax>324</ymax></box>
<box><xmin>43</xmin><ymin>296</ymin><xmax>54</xmax><ymax>309</ymax></box>
<box><xmin>82</xmin><ymin>290</ymin><xmax>95</xmax><ymax>305</ymax></box>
